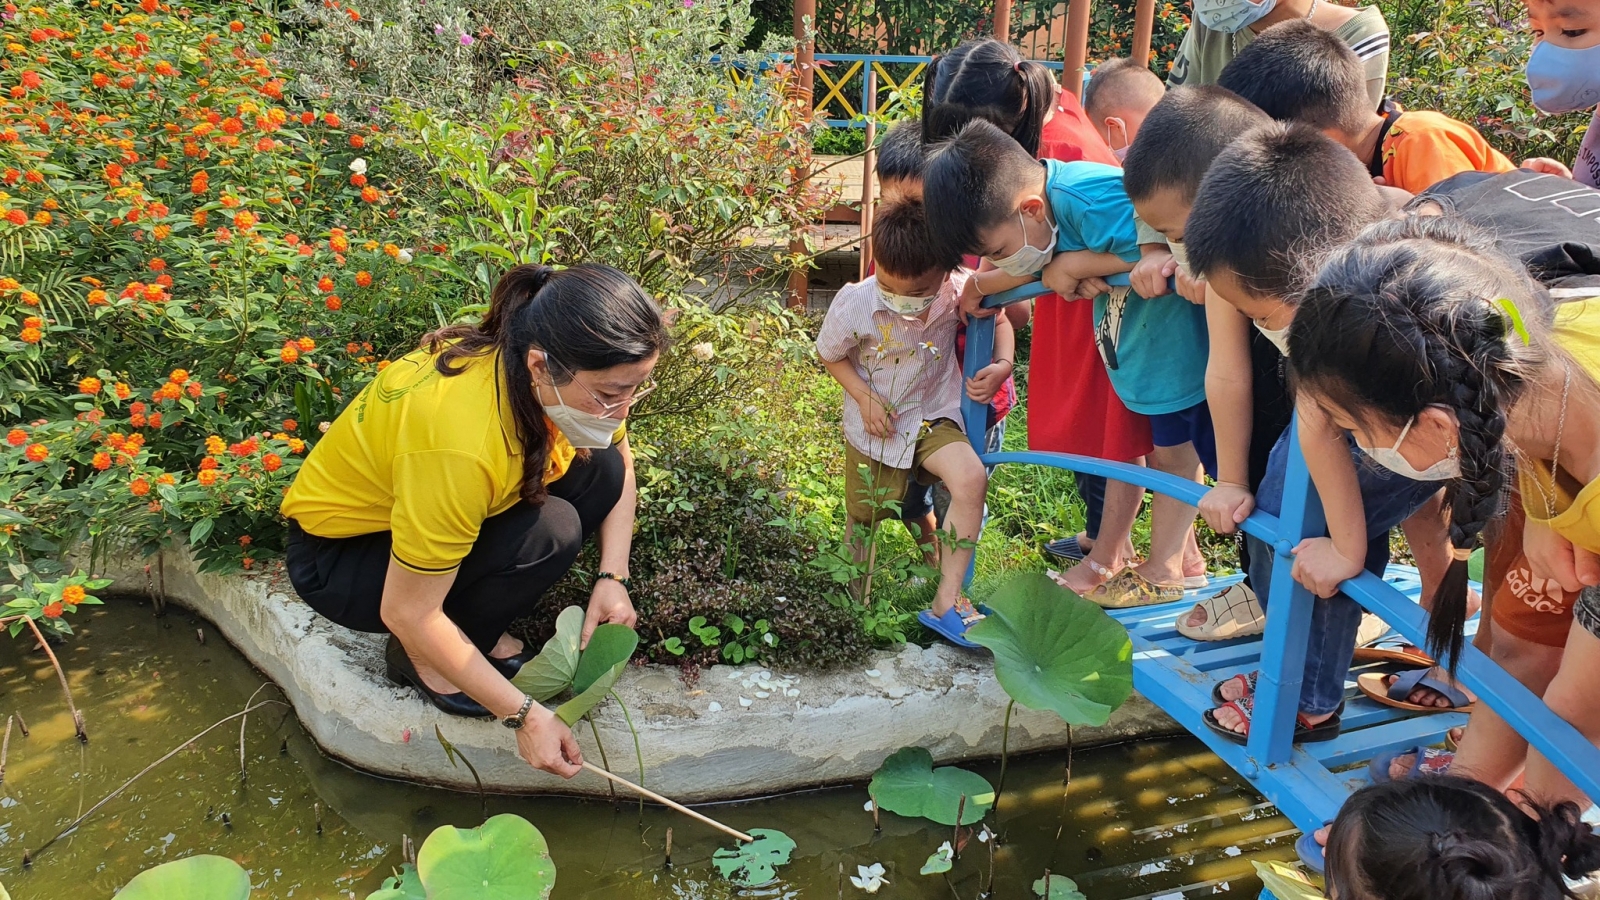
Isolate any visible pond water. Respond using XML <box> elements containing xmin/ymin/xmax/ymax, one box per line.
<box><xmin>0</xmin><ymin>600</ymin><xmax>1297</xmax><ymax>899</ymax></box>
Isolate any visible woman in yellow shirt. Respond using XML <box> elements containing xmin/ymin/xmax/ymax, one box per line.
<box><xmin>281</xmin><ymin>263</ymin><xmax>666</xmax><ymax>778</ymax></box>
<box><xmin>1288</xmin><ymin>216</ymin><xmax>1600</xmax><ymax>809</ymax></box>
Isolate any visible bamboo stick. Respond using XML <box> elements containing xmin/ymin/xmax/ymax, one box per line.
<box><xmin>581</xmin><ymin>762</ymin><xmax>753</xmax><ymax>843</ymax></box>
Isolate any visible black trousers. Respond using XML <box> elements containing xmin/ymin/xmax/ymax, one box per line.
<box><xmin>285</xmin><ymin>445</ymin><xmax>625</xmax><ymax>653</ymax></box>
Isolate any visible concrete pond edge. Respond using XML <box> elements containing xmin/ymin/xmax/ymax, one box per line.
<box><xmin>98</xmin><ymin>548</ymin><xmax>1180</xmax><ymax>801</ymax></box>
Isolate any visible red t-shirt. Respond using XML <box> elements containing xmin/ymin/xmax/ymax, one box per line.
<box><xmin>1027</xmin><ymin>93</ymin><xmax>1152</xmax><ymax>461</ymax></box>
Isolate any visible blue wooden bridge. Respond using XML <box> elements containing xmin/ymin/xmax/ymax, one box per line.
<box><xmin>959</xmin><ymin>279</ymin><xmax>1600</xmax><ymax>885</ymax></box>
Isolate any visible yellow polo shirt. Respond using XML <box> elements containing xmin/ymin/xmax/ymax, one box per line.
<box><xmin>281</xmin><ymin>346</ymin><xmax>613</xmax><ymax>575</ymax></box>
<box><xmin>1520</xmin><ymin>298</ymin><xmax>1600</xmax><ymax>555</ymax></box>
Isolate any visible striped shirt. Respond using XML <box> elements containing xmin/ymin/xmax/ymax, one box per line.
<box><xmin>1168</xmin><ymin>5</ymin><xmax>1392</xmax><ymax>110</ymax></box>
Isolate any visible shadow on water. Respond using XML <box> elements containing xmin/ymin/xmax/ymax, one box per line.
<box><xmin>0</xmin><ymin>599</ymin><xmax>1295</xmax><ymax>899</ymax></box>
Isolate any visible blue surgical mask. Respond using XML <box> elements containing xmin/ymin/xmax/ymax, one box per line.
<box><xmin>1526</xmin><ymin>40</ymin><xmax>1600</xmax><ymax>115</ymax></box>
<box><xmin>1193</xmin><ymin>0</ymin><xmax>1277</xmax><ymax>33</ymax></box>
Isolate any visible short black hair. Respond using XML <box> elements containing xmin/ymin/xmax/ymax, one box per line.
<box><xmin>1186</xmin><ymin>122</ymin><xmax>1388</xmax><ymax>298</ymax></box>
<box><xmin>876</xmin><ymin>120</ymin><xmax>925</xmax><ymax>184</ymax></box>
<box><xmin>1082</xmin><ymin>57</ymin><xmax>1165</xmax><ymax>121</ymax></box>
<box><xmin>1123</xmin><ymin>85</ymin><xmax>1270</xmax><ymax>203</ymax></box>
<box><xmin>1216</xmin><ymin>19</ymin><xmax>1369</xmax><ymax>135</ymax></box>
<box><xmin>921</xmin><ymin>118</ymin><xmax>1045</xmax><ymax>261</ymax></box>
<box><xmin>871</xmin><ymin>198</ymin><xmax>956</xmax><ymax>278</ymax></box>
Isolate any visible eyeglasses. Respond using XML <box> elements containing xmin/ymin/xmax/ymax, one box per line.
<box><xmin>557</xmin><ymin>368</ymin><xmax>658</xmax><ymax>416</ymax></box>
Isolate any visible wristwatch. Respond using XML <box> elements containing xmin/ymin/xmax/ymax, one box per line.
<box><xmin>502</xmin><ymin>694</ymin><xmax>535</xmax><ymax>730</ymax></box>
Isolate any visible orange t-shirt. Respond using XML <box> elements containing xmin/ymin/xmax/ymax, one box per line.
<box><xmin>1380</xmin><ymin>110</ymin><xmax>1515</xmax><ymax>194</ymax></box>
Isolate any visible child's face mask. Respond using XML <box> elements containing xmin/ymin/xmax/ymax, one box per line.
<box><xmin>988</xmin><ymin>209</ymin><xmax>1058</xmax><ymax>278</ymax></box>
<box><xmin>1356</xmin><ymin>409</ymin><xmax>1462</xmax><ymax>481</ymax></box>
<box><xmin>1103</xmin><ymin>116</ymin><xmax>1131</xmax><ymax>161</ymax></box>
<box><xmin>1526</xmin><ymin>40</ymin><xmax>1600</xmax><ymax>114</ymax></box>
<box><xmin>1193</xmin><ymin>0</ymin><xmax>1277</xmax><ymax>33</ymax></box>
<box><xmin>878</xmin><ymin>286</ymin><xmax>939</xmax><ymax>318</ymax></box>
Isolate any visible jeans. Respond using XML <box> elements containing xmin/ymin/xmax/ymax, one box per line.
<box><xmin>1244</xmin><ymin>431</ymin><xmax>1444</xmax><ymax>716</ymax></box>
<box><xmin>285</xmin><ymin>445</ymin><xmax>625</xmax><ymax>654</ymax></box>
<box><xmin>1076</xmin><ymin>471</ymin><xmax>1107</xmax><ymax>541</ymax></box>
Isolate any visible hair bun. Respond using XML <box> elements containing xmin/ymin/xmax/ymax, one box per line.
<box><xmin>1536</xmin><ymin>801</ymin><xmax>1600</xmax><ymax>880</ymax></box>
<box><xmin>1426</xmin><ymin>833</ymin><xmax>1522</xmax><ymax>900</ymax></box>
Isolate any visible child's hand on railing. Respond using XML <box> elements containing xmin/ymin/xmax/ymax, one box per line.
<box><xmin>1199</xmin><ymin>483</ymin><xmax>1255</xmax><ymax>535</ymax></box>
<box><xmin>859</xmin><ymin>392</ymin><xmax>895</xmax><ymax>439</ymax></box>
<box><xmin>1131</xmin><ymin>247</ymin><xmax>1176</xmax><ymax>299</ymax></box>
<box><xmin>959</xmin><ymin>275</ymin><xmax>998</xmax><ymax>319</ymax></box>
<box><xmin>965</xmin><ymin>360</ymin><xmax>1012</xmax><ymax>404</ymax></box>
<box><xmin>1040</xmin><ymin>261</ymin><xmax>1081</xmax><ymax>301</ymax></box>
<box><xmin>1290</xmin><ymin>537</ymin><xmax>1365</xmax><ymax>598</ymax></box>
<box><xmin>1175</xmin><ymin>269</ymin><xmax>1208</xmax><ymax>305</ymax></box>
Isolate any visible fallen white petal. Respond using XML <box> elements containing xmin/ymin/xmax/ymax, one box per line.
<box><xmin>865</xmin><ymin>669</ymin><xmax>882</xmax><ymax>678</ymax></box>
<box><xmin>706</xmin><ymin>701</ymin><xmax>722</xmax><ymax>712</ymax></box>
<box><xmin>738</xmin><ymin>697</ymin><xmax>752</xmax><ymax>707</ymax></box>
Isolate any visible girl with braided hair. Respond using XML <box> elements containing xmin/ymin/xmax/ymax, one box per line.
<box><xmin>1290</xmin><ymin>214</ymin><xmax>1600</xmax><ymax>811</ymax></box>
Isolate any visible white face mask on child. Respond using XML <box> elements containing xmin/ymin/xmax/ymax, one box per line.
<box><xmin>1167</xmin><ymin>239</ymin><xmax>1194</xmax><ymax>277</ymax></box>
<box><xmin>878</xmin><ymin>286</ymin><xmax>939</xmax><ymax>318</ymax></box>
<box><xmin>1356</xmin><ymin>412</ymin><xmax>1461</xmax><ymax>481</ymax></box>
<box><xmin>1253</xmin><ymin>319</ymin><xmax>1292</xmax><ymax>356</ymax></box>
<box><xmin>989</xmin><ymin>210</ymin><xmax>1058</xmax><ymax>277</ymax></box>
<box><xmin>1193</xmin><ymin>0</ymin><xmax>1278</xmax><ymax>33</ymax></box>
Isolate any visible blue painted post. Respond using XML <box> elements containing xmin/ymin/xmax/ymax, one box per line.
<box><xmin>961</xmin><ymin>314</ymin><xmax>997</xmax><ymax>458</ymax></box>
<box><xmin>1247</xmin><ymin>422</ymin><xmax>1323</xmax><ymax>765</ymax></box>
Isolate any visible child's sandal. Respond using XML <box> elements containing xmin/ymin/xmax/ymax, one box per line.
<box><xmin>918</xmin><ymin>596</ymin><xmax>987</xmax><ymax>650</ymax></box>
<box><xmin>1201</xmin><ymin>694</ymin><xmax>1342</xmax><ymax>746</ymax></box>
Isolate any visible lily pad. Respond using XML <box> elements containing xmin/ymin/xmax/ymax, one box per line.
<box><xmin>967</xmin><ymin>573</ymin><xmax>1134</xmax><ymax>727</ymax></box>
<box><xmin>1253</xmin><ymin>859</ymin><xmax>1324</xmax><ymax>900</ymax></box>
<box><xmin>416</xmin><ymin>813</ymin><xmax>556</xmax><ymax>900</ymax></box>
<box><xmin>921</xmin><ymin>842</ymin><xmax>955</xmax><ymax>875</ymax></box>
<box><xmin>364</xmin><ymin>863</ymin><xmax>424</xmax><ymax>900</ymax></box>
<box><xmin>113</xmin><ymin>855</ymin><xmax>251</xmax><ymax>900</ymax></box>
<box><xmin>554</xmin><ymin>623</ymin><xmax>639</xmax><ymax>727</ymax></box>
<box><xmin>869</xmin><ymin>747</ymin><xmax>993</xmax><ymax>826</ymax></box>
<box><xmin>512</xmin><ymin>606</ymin><xmax>584</xmax><ymax>702</ymax></box>
<box><xmin>1033</xmin><ymin>873</ymin><xmax>1087</xmax><ymax>899</ymax></box>
<box><xmin>711</xmin><ymin>828</ymin><xmax>795</xmax><ymax>886</ymax></box>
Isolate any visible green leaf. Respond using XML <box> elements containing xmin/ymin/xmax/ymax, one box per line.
<box><xmin>1033</xmin><ymin>873</ymin><xmax>1087</xmax><ymax>899</ymax></box>
<box><xmin>921</xmin><ymin>842</ymin><xmax>954</xmax><ymax>875</ymax></box>
<box><xmin>868</xmin><ymin>747</ymin><xmax>993</xmax><ymax>826</ymax></box>
<box><xmin>415</xmin><ymin>814</ymin><xmax>556</xmax><ymax>900</ymax></box>
<box><xmin>113</xmin><ymin>855</ymin><xmax>251</xmax><ymax>900</ymax></box>
<box><xmin>511</xmin><ymin>606</ymin><xmax>583</xmax><ymax>702</ymax></box>
<box><xmin>1467</xmin><ymin>546</ymin><xmax>1485</xmax><ymax>584</ymax></box>
<box><xmin>189</xmin><ymin>518</ymin><xmax>214</xmax><ymax>547</ymax></box>
<box><xmin>364</xmin><ymin>862</ymin><xmax>424</xmax><ymax>900</ymax></box>
<box><xmin>711</xmin><ymin>828</ymin><xmax>795</xmax><ymax>887</ymax></box>
<box><xmin>1252</xmin><ymin>860</ymin><xmax>1324</xmax><ymax>900</ymax></box>
<box><xmin>966</xmin><ymin>573</ymin><xmax>1134</xmax><ymax>727</ymax></box>
<box><xmin>554</xmin><ymin>624</ymin><xmax>638</xmax><ymax>726</ymax></box>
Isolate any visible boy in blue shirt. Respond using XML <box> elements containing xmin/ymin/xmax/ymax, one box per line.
<box><xmin>923</xmin><ymin>119</ymin><xmax>1212</xmax><ymax>609</ymax></box>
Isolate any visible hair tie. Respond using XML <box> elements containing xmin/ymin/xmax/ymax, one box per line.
<box><xmin>1493</xmin><ymin>297</ymin><xmax>1531</xmax><ymax>346</ymax></box>
<box><xmin>1451</xmin><ymin>545</ymin><xmax>1475</xmax><ymax>562</ymax></box>
<box><xmin>1014</xmin><ymin>60</ymin><xmax>1024</xmax><ymax>73</ymax></box>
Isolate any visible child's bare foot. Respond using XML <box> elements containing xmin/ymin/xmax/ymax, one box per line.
<box><xmin>1211</xmin><ymin>704</ymin><xmax>1334</xmax><ymax>736</ymax></box>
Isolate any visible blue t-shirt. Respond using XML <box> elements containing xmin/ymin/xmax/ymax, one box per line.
<box><xmin>1044</xmin><ymin>159</ymin><xmax>1209</xmax><ymax>415</ymax></box>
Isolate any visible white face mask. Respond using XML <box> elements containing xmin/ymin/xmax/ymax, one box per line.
<box><xmin>1356</xmin><ymin>413</ymin><xmax>1461</xmax><ymax>481</ymax></box>
<box><xmin>1167</xmin><ymin>239</ymin><xmax>1193</xmax><ymax>278</ymax></box>
<box><xmin>1105</xmin><ymin>117</ymin><xmax>1130</xmax><ymax>161</ymax></box>
<box><xmin>877</xmin><ymin>285</ymin><xmax>938</xmax><ymax>319</ymax></box>
<box><xmin>988</xmin><ymin>210</ymin><xmax>1058</xmax><ymax>277</ymax></box>
<box><xmin>1253</xmin><ymin>318</ymin><xmax>1291</xmax><ymax>356</ymax></box>
<box><xmin>1193</xmin><ymin>0</ymin><xmax>1278</xmax><ymax>33</ymax></box>
<box><xmin>543</xmin><ymin>382</ymin><xmax>622</xmax><ymax>449</ymax></box>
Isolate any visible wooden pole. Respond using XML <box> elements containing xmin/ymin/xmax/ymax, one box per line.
<box><xmin>858</xmin><ymin>68</ymin><xmax>878</xmax><ymax>281</ymax></box>
<box><xmin>1062</xmin><ymin>0</ymin><xmax>1092</xmax><ymax>98</ymax></box>
<box><xmin>582</xmin><ymin>762</ymin><xmax>755</xmax><ymax>844</ymax></box>
<box><xmin>993</xmin><ymin>0</ymin><xmax>1013</xmax><ymax>40</ymax></box>
<box><xmin>787</xmin><ymin>0</ymin><xmax>818</xmax><ymax>308</ymax></box>
<box><xmin>1132</xmin><ymin>0</ymin><xmax>1156</xmax><ymax>68</ymax></box>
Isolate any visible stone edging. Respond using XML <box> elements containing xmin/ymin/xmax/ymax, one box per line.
<box><xmin>99</xmin><ymin>548</ymin><xmax>1178</xmax><ymax>801</ymax></box>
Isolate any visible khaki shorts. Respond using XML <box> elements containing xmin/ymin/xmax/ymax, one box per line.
<box><xmin>845</xmin><ymin>419</ymin><xmax>969</xmax><ymax>525</ymax></box>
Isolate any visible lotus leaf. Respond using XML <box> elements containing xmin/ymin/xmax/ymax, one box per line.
<box><xmin>868</xmin><ymin>747</ymin><xmax>993</xmax><ymax>826</ymax></box>
<box><xmin>1032</xmin><ymin>873</ymin><xmax>1087</xmax><ymax>899</ymax></box>
<box><xmin>364</xmin><ymin>863</ymin><xmax>424</xmax><ymax>900</ymax></box>
<box><xmin>113</xmin><ymin>855</ymin><xmax>251</xmax><ymax>900</ymax></box>
<box><xmin>1253</xmin><ymin>859</ymin><xmax>1324</xmax><ymax>900</ymax></box>
<box><xmin>921</xmin><ymin>842</ymin><xmax>954</xmax><ymax>875</ymax></box>
<box><xmin>512</xmin><ymin>606</ymin><xmax>583</xmax><ymax>702</ymax></box>
<box><xmin>1468</xmin><ymin>547</ymin><xmax>1485</xmax><ymax>584</ymax></box>
<box><xmin>415</xmin><ymin>813</ymin><xmax>556</xmax><ymax>900</ymax></box>
<box><xmin>555</xmin><ymin>623</ymin><xmax>639</xmax><ymax>727</ymax></box>
<box><xmin>711</xmin><ymin>828</ymin><xmax>795</xmax><ymax>886</ymax></box>
<box><xmin>966</xmin><ymin>573</ymin><xmax>1133</xmax><ymax>727</ymax></box>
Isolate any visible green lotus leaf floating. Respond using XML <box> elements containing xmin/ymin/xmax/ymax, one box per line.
<box><xmin>555</xmin><ymin>623</ymin><xmax>640</xmax><ymax>726</ymax></box>
<box><xmin>967</xmin><ymin>573</ymin><xmax>1134</xmax><ymax>727</ymax></box>
<box><xmin>113</xmin><ymin>855</ymin><xmax>251</xmax><ymax>900</ymax></box>
<box><xmin>364</xmin><ymin>863</ymin><xmax>424</xmax><ymax>900</ymax></box>
<box><xmin>1033</xmin><ymin>873</ymin><xmax>1087</xmax><ymax>899</ymax></box>
<box><xmin>869</xmin><ymin>747</ymin><xmax>994</xmax><ymax>826</ymax></box>
<box><xmin>711</xmin><ymin>828</ymin><xmax>796</xmax><ymax>886</ymax></box>
<box><xmin>415</xmin><ymin>813</ymin><xmax>556</xmax><ymax>900</ymax></box>
<box><xmin>921</xmin><ymin>842</ymin><xmax>955</xmax><ymax>875</ymax></box>
<box><xmin>511</xmin><ymin>605</ymin><xmax>584</xmax><ymax>703</ymax></box>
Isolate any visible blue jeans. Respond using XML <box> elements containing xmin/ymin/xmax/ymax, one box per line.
<box><xmin>1244</xmin><ymin>431</ymin><xmax>1443</xmax><ymax>716</ymax></box>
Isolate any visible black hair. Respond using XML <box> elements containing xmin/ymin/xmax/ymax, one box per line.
<box><xmin>921</xmin><ymin>118</ymin><xmax>1046</xmax><ymax>262</ymax></box>
<box><xmin>1325</xmin><ymin>776</ymin><xmax>1600</xmax><ymax>900</ymax></box>
<box><xmin>876</xmin><ymin>120</ymin><xmax>926</xmax><ymax>185</ymax></box>
<box><xmin>1186</xmin><ymin>122</ymin><xmax>1388</xmax><ymax>298</ymax></box>
<box><xmin>425</xmin><ymin>264</ymin><xmax>667</xmax><ymax>504</ymax></box>
<box><xmin>871</xmin><ymin>198</ymin><xmax>956</xmax><ymax>277</ymax></box>
<box><xmin>922</xmin><ymin>39</ymin><xmax>1058</xmax><ymax>156</ymax></box>
<box><xmin>1122</xmin><ymin>85</ymin><xmax>1270</xmax><ymax>204</ymax></box>
<box><xmin>1287</xmin><ymin>216</ymin><xmax>1570</xmax><ymax>667</ymax></box>
<box><xmin>1082</xmin><ymin>57</ymin><xmax>1164</xmax><ymax>121</ymax></box>
<box><xmin>1216</xmin><ymin>18</ymin><xmax>1370</xmax><ymax>135</ymax></box>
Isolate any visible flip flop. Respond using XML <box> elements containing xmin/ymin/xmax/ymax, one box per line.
<box><xmin>1179</xmin><ymin>584</ymin><xmax>1266</xmax><ymax>642</ymax></box>
<box><xmin>1044</xmin><ymin>535</ymin><xmax>1089</xmax><ymax>561</ymax></box>
<box><xmin>1201</xmin><ymin>694</ymin><xmax>1342</xmax><ymax>746</ymax></box>
<box><xmin>1295</xmin><ymin>825</ymin><xmax>1331</xmax><ymax>875</ymax></box>
<box><xmin>1353</xmin><ymin>639</ymin><xmax>1433</xmax><ymax>668</ymax></box>
<box><xmin>917</xmin><ymin>598</ymin><xmax>986</xmax><ymax>650</ymax></box>
<box><xmin>1211</xmin><ymin>671</ymin><xmax>1259</xmax><ymax>706</ymax></box>
<box><xmin>1088</xmin><ymin>569</ymin><xmax>1186</xmax><ymax>609</ymax></box>
<box><xmin>1367</xmin><ymin>745</ymin><xmax>1455</xmax><ymax>783</ymax></box>
<box><xmin>1357</xmin><ymin>669</ymin><xmax>1475</xmax><ymax>713</ymax></box>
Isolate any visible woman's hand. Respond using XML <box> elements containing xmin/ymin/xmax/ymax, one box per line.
<box><xmin>966</xmin><ymin>360</ymin><xmax>1011</xmax><ymax>404</ymax></box>
<box><xmin>1291</xmin><ymin>537</ymin><xmax>1364</xmax><ymax>598</ymax></box>
<box><xmin>1199</xmin><ymin>483</ymin><xmax>1255</xmax><ymax>535</ymax></box>
<box><xmin>1525</xmin><ymin>516</ymin><xmax>1600</xmax><ymax>593</ymax></box>
<box><xmin>584</xmin><ymin>576</ymin><xmax>637</xmax><ymax>648</ymax></box>
<box><xmin>516</xmin><ymin>705</ymin><xmax>583</xmax><ymax>778</ymax></box>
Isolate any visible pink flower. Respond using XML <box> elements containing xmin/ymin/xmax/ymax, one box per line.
<box><xmin>459</xmin><ymin>32</ymin><xmax>474</xmax><ymax>46</ymax></box>
<box><xmin>683</xmin><ymin>0</ymin><xmax>693</xmax><ymax>5</ymax></box>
